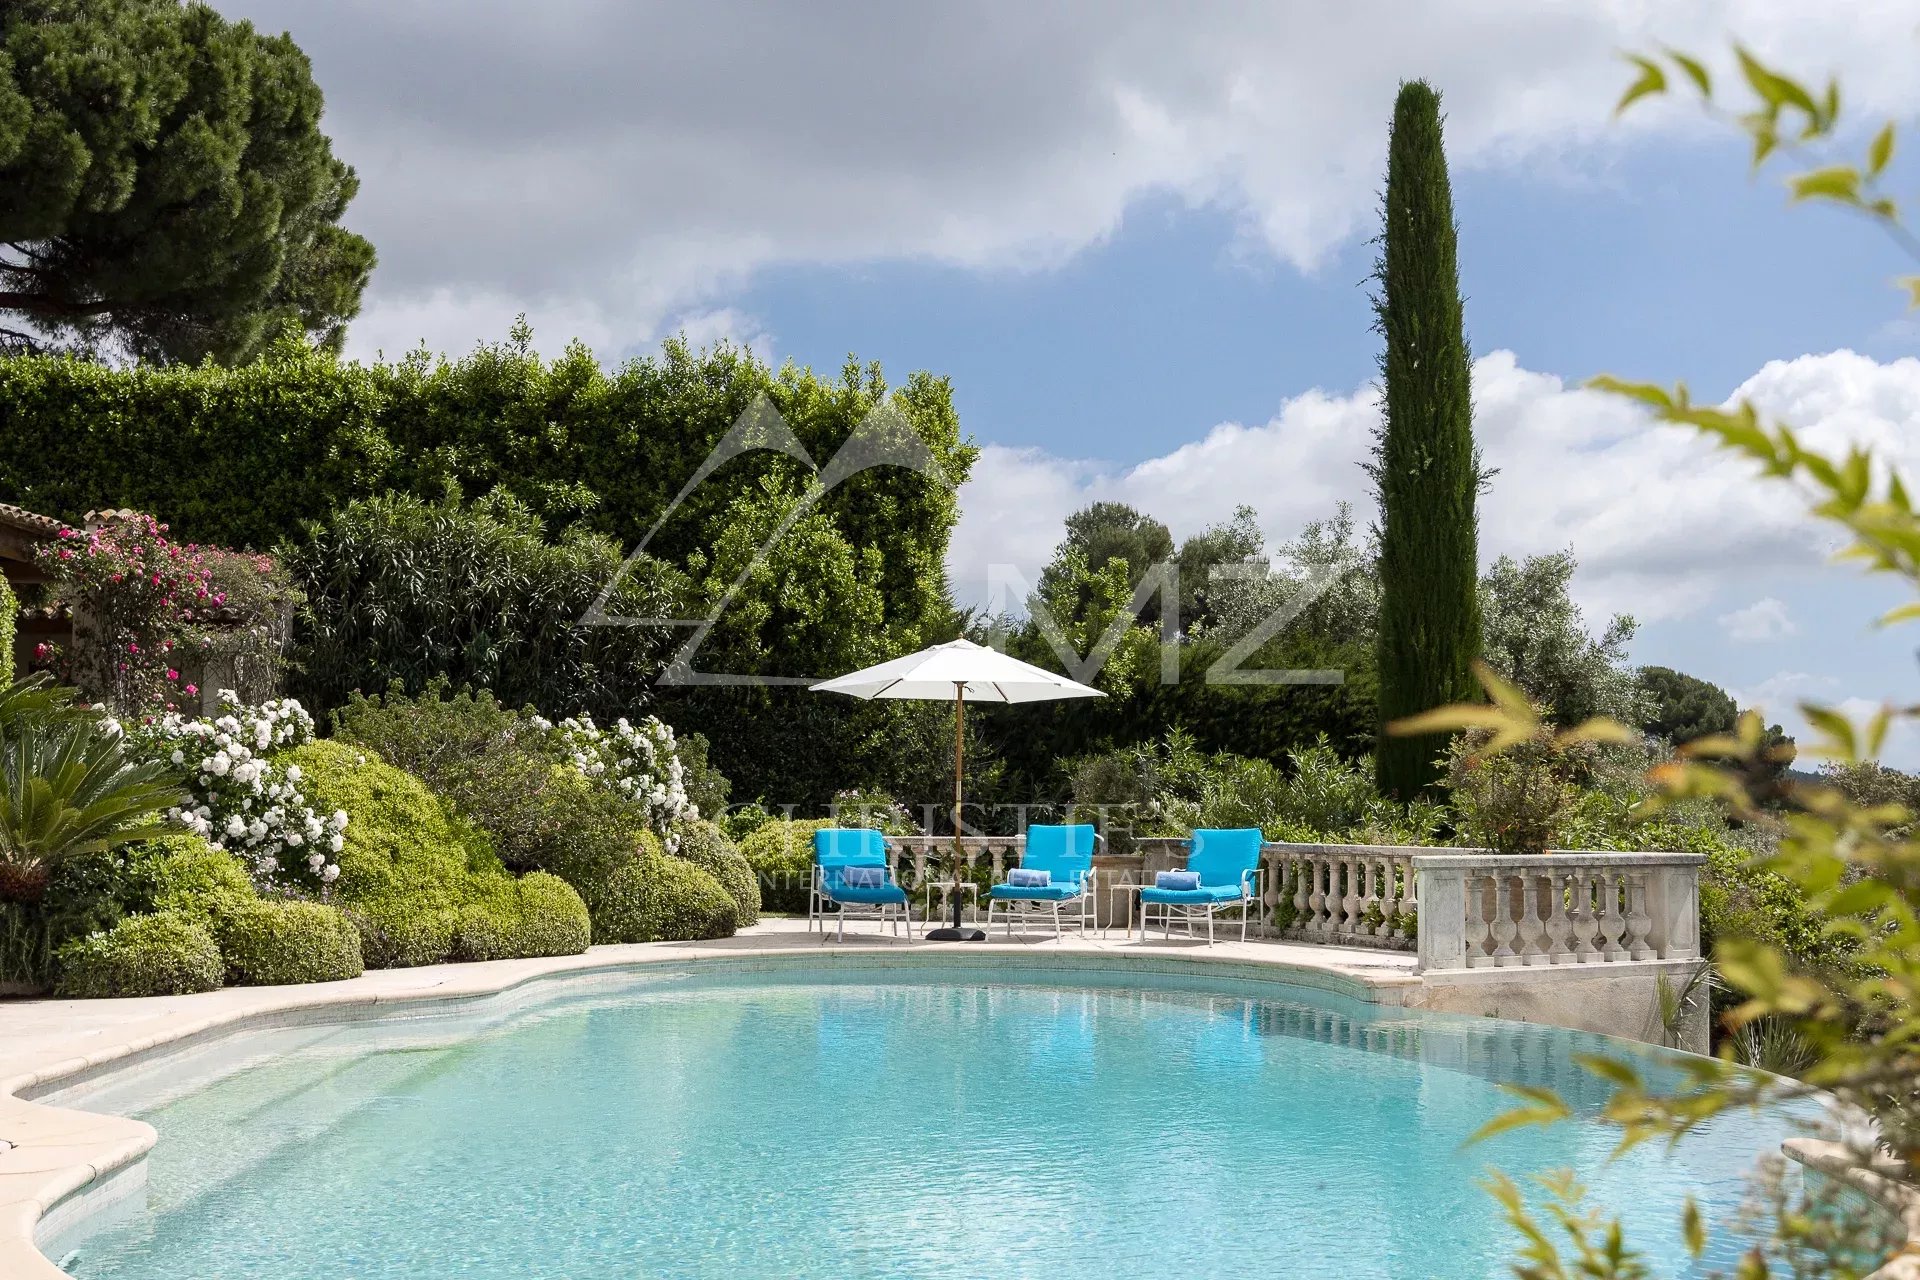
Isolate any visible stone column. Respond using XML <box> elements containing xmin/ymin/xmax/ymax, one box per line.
<box><xmin>1414</xmin><ymin>861</ymin><xmax>1468</xmax><ymax>973</ymax></box>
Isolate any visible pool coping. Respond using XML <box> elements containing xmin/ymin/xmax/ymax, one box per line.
<box><xmin>0</xmin><ymin>929</ymin><xmax>1423</xmax><ymax>1279</ymax></box>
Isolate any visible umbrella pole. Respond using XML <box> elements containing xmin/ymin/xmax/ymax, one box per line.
<box><xmin>926</xmin><ymin>681</ymin><xmax>985</xmax><ymax>941</ymax></box>
<box><xmin>952</xmin><ymin>682</ymin><xmax>964</xmax><ymax>930</ymax></box>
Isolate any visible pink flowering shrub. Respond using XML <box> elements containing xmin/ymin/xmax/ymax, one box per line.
<box><xmin>33</xmin><ymin>510</ymin><xmax>299</xmax><ymax>714</ymax></box>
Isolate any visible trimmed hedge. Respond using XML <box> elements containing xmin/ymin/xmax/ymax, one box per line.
<box><xmin>674</xmin><ymin>819</ymin><xmax>759</xmax><ymax>927</ymax></box>
<box><xmin>738</xmin><ymin>819</ymin><xmax>834</xmax><ymax>914</ymax></box>
<box><xmin>284</xmin><ymin>739</ymin><xmax>590</xmax><ymax>968</ymax></box>
<box><xmin>594</xmin><ymin>836</ymin><xmax>737</xmax><ymax>944</ymax></box>
<box><xmin>216</xmin><ymin>900</ymin><xmax>364</xmax><ymax>986</ymax></box>
<box><xmin>451</xmin><ymin>872</ymin><xmax>592</xmax><ymax>961</ymax></box>
<box><xmin>55</xmin><ymin>912</ymin><xmax>224</xmax><ymax>998</ymax></box>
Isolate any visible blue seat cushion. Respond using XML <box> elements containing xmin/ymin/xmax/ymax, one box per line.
<box><xmin>827</xmin><ymin>883</ymin><xmax>907</xmax><ymax>905</ymax></box>
<box><xmin>988</xmin><ymin>882</ymin><xmax>1082</xmax><ymax>901</ymax></box>
<box><xmin>840</xmin><ymin>865</ymin><xmax>888</xmax><ymax>888</ymax></box>
<box><xmin>1140</xmin><ymin>884</ymin><xmax>1246</xmax><ymax>905</ymax></box>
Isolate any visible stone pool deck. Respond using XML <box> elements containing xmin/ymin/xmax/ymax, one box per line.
<box><xmin>1</xmin><ymin>920</ymin><xmax>1420</xmax><ymax>1279</ymax></box>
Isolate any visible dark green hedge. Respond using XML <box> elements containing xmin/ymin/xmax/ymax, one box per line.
<box><xmin>0</xmin><ymin>333</ymin><xmax>970</xmax><ymax>632</ymax></box>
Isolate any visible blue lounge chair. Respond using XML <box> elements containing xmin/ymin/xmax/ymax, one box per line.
<box><xmin>985</xmin><ymin>823</ymin><xmax>1098</xmax><ymax>939</ymax></box>
<box><xmin>1139</xmin><ymin>828</ymin><xmax>1263</xmax><ymax>945</ymax></box>
<box><xmin>810</xmin><ymin>828</ymin><xmax>914</xmax><ymax>942</ymax></box>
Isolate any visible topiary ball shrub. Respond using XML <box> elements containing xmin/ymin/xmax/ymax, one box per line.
<box><xmin>594</xmin><ymin>844</ymin><xmax>737</xmax><ymax>944</ymax></box>
<box><xmin>142</xmin><ymin>833</ymin><xmax>259</xmax><ymax>923</ymax></box>
<box><xmin>346</xmin><ymin>903</ymin><xmax>459</xmax><ymax>970</ymax></box>
<box><xmin>216</xmin><ymin>899</ymin><xmax>364</xmax><ymax>986</ymax></box>
<box><xmin>451</xmin><ymin>872</ymin><xmax>592</xmax><ymax>961</ymax></box>
<box><xmin>56</xmin><ymin>912</ymin><xmax>225</xmax><ymax>998</ymax></box>
<box><xmin>673</xmin><ymin>819</ymin><xmax>760</xmax><ymax>927</ymax></box>
<box><xmin>737</xmin><ymin>819</ymin><xmax>833</xmax><ymax>915</ymax></box>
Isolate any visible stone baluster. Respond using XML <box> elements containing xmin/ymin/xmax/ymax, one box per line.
<box><xmin>1543</xmin><ymin>869</ymin><xmax>1576</xmax><ymax>964</ymax></box>
<box><xmin>1307</xmin><ymin>858</ymin><xmax>1329</xmax><ymax>935</ymax></box>
<box><xmin>1515</xmin><ymin>870</ymin><xmax>1550</xmax><ymax>965</ymax></box>
<box><xmin>1375</xmin><ymin>854</ymin><xmax>1398</xmax><ymax>939</ymax></box>
<box><xmin>1570</xmin><ymin>870</ymin><xmax>1602</xmax><ymax>962</ymax></box>
<box><xmin>1340</xmin><ymin>855</ymin><xmax>1363</xmax><ymax>935</ymax></box>
<box><xmin>1598</xmin><ymin>870</ymin><xmax>1629</xmax><ymax>960</ymax></box>
<box><xmin>1624</xmin><ymin>870</ymin><xmax>1655</xmax><ymax>960</ymax></box>
<box><xmin>1397</xmin><ymin>856</ymin><xmax>1417</xmax><ymax>940</ymax></box>
<box><xmin>1292</xmin><ymin>857</ymin><xmax>1312</xmax><ymax>937</ymax></box>
<box><xmin>1488</xmin><ymin>873</ymin><xmax>1519</xmax><ymax>966</ymax></box>
<box><xmin>1464</xmin><ymin>871</ymin><xmax>1491</xmax><ymax>967</ymax></box>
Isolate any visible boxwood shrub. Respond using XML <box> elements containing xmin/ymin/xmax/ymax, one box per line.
<box><xmin>593</xmin><ymin>834</ymin><xmax>737</xmax><ymax>943</ymax></box>
<box><xmin>55</xmin><ymin>912</ymin><xmax>225</xmax><ymax>998</ymax></box>
<box><xmin>673</xmin><ymin>819</ymin><xmax>759</xmax><ymax>927</ymax></box>
<box><xmin>738</xmin><ymin>819</ymin><xmax>834</xmax><ymax>914</ymax></box>
<box><xmin>451</xmin><ymin>871</ymin><xmax>593</xmax><ymax>961</ymax></box>
<box><xmin>283</xmin><ymin>739</ymin><xmax>590</xmax><ymax>967</ymax></box>
<box><xmin>216</xmin><ymin>899</ymin><xmax>364</xmax><ymax>986</ymax></box>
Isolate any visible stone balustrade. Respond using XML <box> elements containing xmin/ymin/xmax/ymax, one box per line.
<box><xmin>881</xmin><ymin>834</ymin><xmax>1025</xmax><ymax>895</ymax></box>
<box><xmin>1264</xmin><ymin>843</ymin><xmax>1419</xmax><ymax>950</ymax></box>
<box><xmin>1411</xmin><ymin>851</ymin><xmax>1703</xmax><ymax>973</ymax></box>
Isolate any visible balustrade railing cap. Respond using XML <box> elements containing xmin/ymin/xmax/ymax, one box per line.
<box><xmin>1408</xmin><ymin>849</ymin><xmax>1707</xmax><ymax>869</ymax></box>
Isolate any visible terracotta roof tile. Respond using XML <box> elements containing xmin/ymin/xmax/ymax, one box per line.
<box><xmin>0</xmin><ymin>502</ymin><xmax>71</xmax><ymax>538</ymax></box>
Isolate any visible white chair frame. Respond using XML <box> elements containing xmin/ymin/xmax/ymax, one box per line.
<box><xmin>1140</xmin><ymin>867</ymin><xmax>1261</xmax><ymax>946</ymax></box>
<box><xmin>808</xmin><ymin>864</ymin><xmax>916</xmax><ymax>942</ymax></box>
<box><xmin>984</xmin><ymin>872</ymin><xmax>1097</xmax><ymax>939</ymax></box>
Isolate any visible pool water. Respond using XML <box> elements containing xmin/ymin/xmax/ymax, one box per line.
<box><xmin>51</xmin><ymin>965</ymin><xmax>1803</xmax><ymax>1279</ymax></box>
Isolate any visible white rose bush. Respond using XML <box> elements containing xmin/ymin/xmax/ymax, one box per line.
<box><xmin>536</xmin><ymin>713</ymin><xmax>696</xmax><ymax>848</ymax></box>
<box><xmin>133</xmin><ymin>691</ymin><xmax>347</xmax><ymax>894</ymax></box>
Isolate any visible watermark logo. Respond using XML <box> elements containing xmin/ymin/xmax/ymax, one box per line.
<box><xmin>583</xmin><ymin>396</ymin><xmax>1347</xmax><ymax>688</ymax></box>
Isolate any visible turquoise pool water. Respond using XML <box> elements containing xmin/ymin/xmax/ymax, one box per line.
<box><xmin>50</xmin><ymin>964</ymin><xmax>1804</xmax><ymax>1278</ymax></box>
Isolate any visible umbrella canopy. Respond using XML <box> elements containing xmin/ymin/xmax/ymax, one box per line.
<box><xmin>811</xmin><ymin>638</ymin><xmax>1103</xmax><ymax>939</ymax></box>
<box><xmin>810</xmin><ymin>638</ymin><xmax>1105</xmax><ymax>704</ymax></box>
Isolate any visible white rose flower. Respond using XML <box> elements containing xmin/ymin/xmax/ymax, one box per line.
<box><xmin>330</xmin><ymin>833</ymin><xmax>344</xmax><ymax>852</ymax></box>
<box><xmin>321</xmin><ymin>864</ymin><xmax>340</xmax><ymax>883</ymax></box>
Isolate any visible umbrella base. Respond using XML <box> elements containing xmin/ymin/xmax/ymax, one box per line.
<box><xmin>924</xmin><ymin>927</ymin><xmax>988</xmax><ymax>942</ymax></box>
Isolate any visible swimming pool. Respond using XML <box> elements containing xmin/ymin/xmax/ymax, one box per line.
<box><xmin>43</xmin><ymin>962</ymin><xmax>1803</xmax><ymax>1278</ymax></box>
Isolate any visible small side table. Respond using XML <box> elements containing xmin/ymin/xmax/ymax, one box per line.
<box><xmin>923</xmin><ymin>879</ymin><xmax>981</xmax><ymax>927</ymax></box>
<box><xmin>1112</xmin><ymin>882</ymin><xmax>1148</xmax><ymax>941</ymax></box>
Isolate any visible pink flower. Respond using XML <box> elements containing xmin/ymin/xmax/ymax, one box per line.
<box><xmin>184</xmin><ymin>683</ymin><xmax>198</xmax><ymax>696</ymax></box>
<box><xmin>32</xmin><ymin>643</ymin><xmax>48</xmax><ymax>659</ymax></box>
<box><xmin>58</xmin><ymin>548</ymin><xmax>73</xmax><ymax>560</ymax></box>
<box><xmin>127</xmin><ymin>641</ymin><xmax>139</xmax><ymax>654</ymax></box>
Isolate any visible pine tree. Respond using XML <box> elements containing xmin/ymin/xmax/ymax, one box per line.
<box><xmin>1370</xmin><ymin>80</ymin><xmax>1481</xmax><ymax>798</ymax></box>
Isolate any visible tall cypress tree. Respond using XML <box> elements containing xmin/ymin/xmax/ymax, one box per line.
<box><xmin>1370</xmin><ymin>80</ymin><xmax>1481</xmax><ymax>798</ymax></box>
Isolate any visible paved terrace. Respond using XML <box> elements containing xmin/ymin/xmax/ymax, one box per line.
<box><xmin>0</xmin><ymin>920</ymin><xmax>1412</xmax><ymax>1280</ymax></box>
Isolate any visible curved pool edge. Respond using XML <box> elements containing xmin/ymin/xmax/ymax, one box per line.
<box><xmin>1</xmin><ymin>930</ymin><xmax>1425</xmax><ymax>1279</ymax></box>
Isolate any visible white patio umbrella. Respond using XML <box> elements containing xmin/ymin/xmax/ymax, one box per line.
<box><xmin>811</xmin><ymin>638</ymin><xmax>1104</xmax><ymax>940</ymax></box>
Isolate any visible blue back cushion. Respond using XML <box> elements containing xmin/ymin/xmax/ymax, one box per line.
<box><xmin>815</xmin><ymin>828</ymin><xmax>889</xmax><ymax>891</ymax></box>
<box><xmin>1188</xmin><ymin>828</ymin><xmax>1262</xmax><ymax>887</ymax></box>
<box><xmin>1022</xmin><ymin>824</ymin><xmax>1095</xmax><ymax>886</ymax></box>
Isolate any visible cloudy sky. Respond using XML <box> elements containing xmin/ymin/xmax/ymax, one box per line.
<box><xmin>231</xmin><ymin>1</ymin><xmax>1920</xmax><ymax>758</ymax></box>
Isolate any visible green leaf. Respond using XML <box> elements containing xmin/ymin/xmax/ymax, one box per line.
<box><xmin>1573</xmin><ymin>1053</ymin><xmax>1644</xmax><ymax>1088</ymax></box>
<box><xmin>1668</xmin><ymin>50</ymin><xmax>1712</xmax><ymax>97</ymax></box>
<box><xmin>1616</xmin><ymin>56</ymin><xmax>1668</xmax><ymax>116</ymax></box>
<box><xmin>1869</xmin><ymin>122</ymin><xmax>1895</xmax><ymax>177</ymax></box>
<box><xmin>1788</xmin><ymin>166</ymin><xmax>1862</xmax><ymax>204</ymax></box>
<box><xmin>1681</xmin><ymin>1197</ymin><xmax>1706</xmax><ymax>1257</ymax></box>
<box><xmin>1586</xmin><ymin>375</ymin><xmax>1674</xmax><ymax>408</ymax></box>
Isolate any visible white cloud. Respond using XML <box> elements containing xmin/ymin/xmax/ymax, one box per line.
<box><xmin>1718</xmin><ymin>597</ymin><xmax>1797</xmax><ymax>643</ymax></box>
<box><xmin>221</xmin><ymin>1</ymin><xmax>1920</xmax><ymax>357</ymax></box>
<box><xmin>949</xmin><ymin>349</ymin><xmax>1920</xmax><ymax>626</ymax></box>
